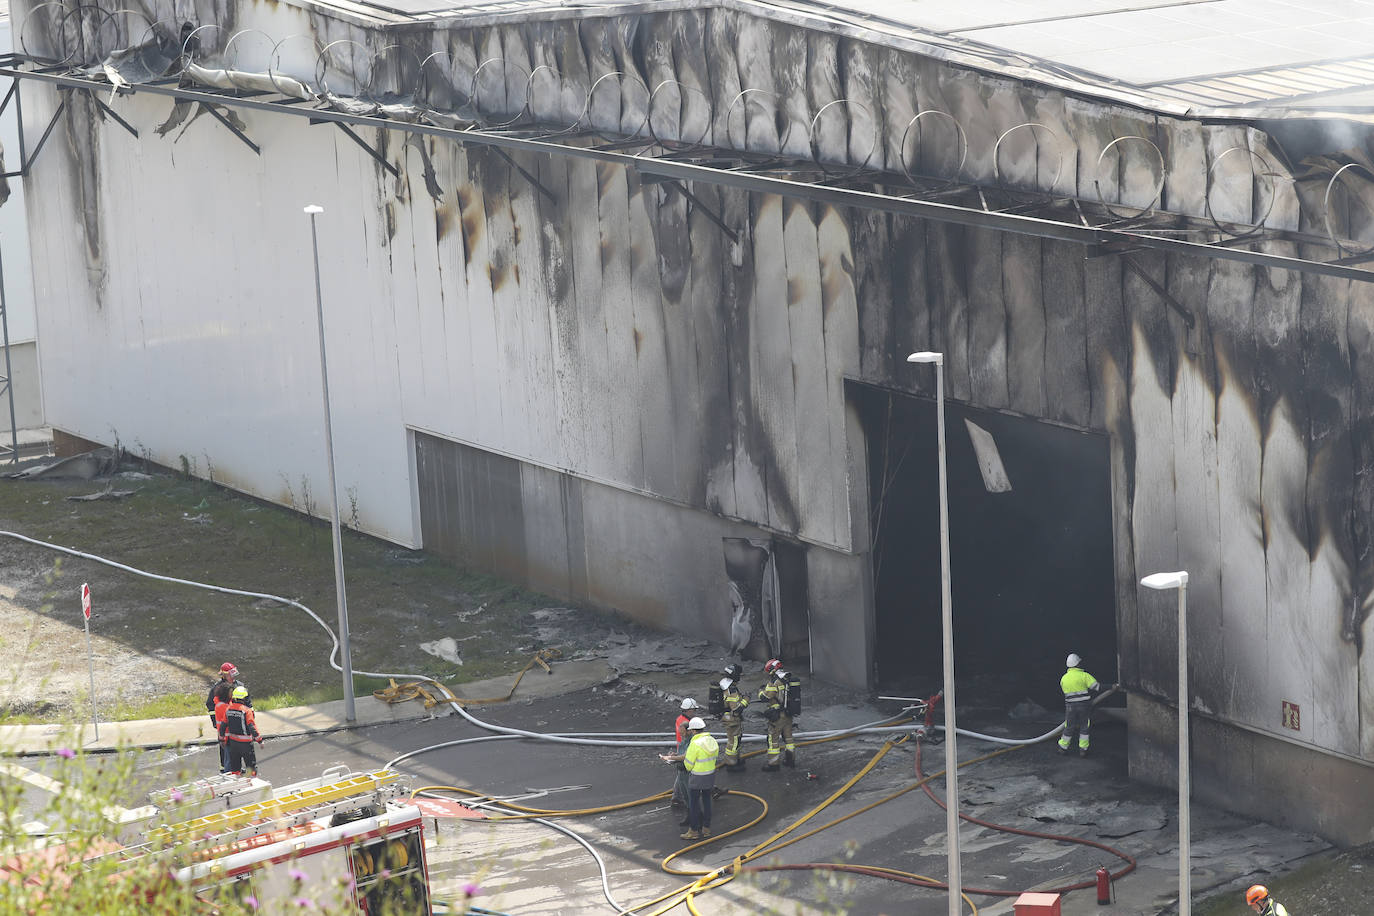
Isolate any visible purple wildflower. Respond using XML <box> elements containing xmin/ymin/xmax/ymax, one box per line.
<box><xmin>462</xmin><ymin>881</ymin><xmax>482</xmax><ymax>897</ymax></box>
<box><xmin>244</xmin><ymin>897</ymin><xmax>259</xmax><ymax>910</ymax></box>
<box><xmin>56</xmin><ymin>748</ymin><xmax>75</xmax><ymax>760</ymax></box>
<box><xmin>289</xmin><ymin>867</ymin><xmax>309</xmax><ymax>882</ymax></box>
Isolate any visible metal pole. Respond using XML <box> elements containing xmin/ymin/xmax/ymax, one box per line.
<box><xmin>305</xmin><ymin>205</ymin><xmax>355</xmax><ymax>722</ymax></box>
<box><xmin>932</xmin><ymin>355</ymin><xmax>961</xmax><ymax>916</ymax></box>
<box><xmin>1178</xmin><ymin>581</ymin><xmax>1190</xmax><ymax>916</ymax></box>
<box><xmin>84</xmin><ymin>617</ymin><xmax>98</xmax><ymax>739</ymax></box>
<box><xmin>0</xmin><ymin>247</ymin><xmax>18</xmax><ymax>464</ymax></box>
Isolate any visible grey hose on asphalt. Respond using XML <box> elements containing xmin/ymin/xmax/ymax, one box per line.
<box><xmin>0</xmin><ymin>529</ymin><xmax>1103</xmax><ymax>753</ymax></box>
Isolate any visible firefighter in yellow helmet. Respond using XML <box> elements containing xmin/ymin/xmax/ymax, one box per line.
<box><xmin>1246</xmin><ymin>885</ymin><xmax>1289</xmax><ymax>916</ymax></box>
<box><xmin>1057</xmin><ymin>652</ymin><xmax>1102</xmax><ymax>757</ymax></box>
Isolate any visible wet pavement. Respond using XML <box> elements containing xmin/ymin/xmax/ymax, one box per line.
<box><xmin>1</xmin><ymin>660</ymin><xmax>1331</xmax><ymax>915</ymax></box>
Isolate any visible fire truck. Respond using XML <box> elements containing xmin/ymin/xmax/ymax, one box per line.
<box><xmin>105</xmin><ymin>767</ymin><xmax>432</xmax><ymax>913</ymax></box>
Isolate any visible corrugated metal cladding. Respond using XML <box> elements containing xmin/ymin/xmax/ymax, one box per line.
<box><xmin>13</xmin><ymin>0</ymin><xmax>1374</xmax><ymax>842</ymax></box>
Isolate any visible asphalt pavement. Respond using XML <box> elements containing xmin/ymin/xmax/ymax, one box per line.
<box><xmin>0</xmin><ymin>660</ymin><xmax>1329</xmax><ymax>916</ymax></box>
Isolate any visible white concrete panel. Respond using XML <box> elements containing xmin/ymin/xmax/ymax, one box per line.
<box><xmin>818</xmin><ymin>205</ymin><xmax>861</xmax><ymax>552</ymax></box>
<box><xmin>626</xmin><ymin>177</ymin><xmax>676</xmax><ymax>499</ymax></box>
<box><xmin>596</xmin><ymin>162</ymin><xmax>644</xmax><ymax>489</ymax></box>
<box><xmin>27</xmin><ymin>92</ymin><xmax>416</xmax><ymax>542</ymax></box>
<box><xmin>1211</xmin><ymin>345</ymin><xmax>1268</xmax><ymax>729</ymax></box>
<box><xmin>505</xmin><ymin>154</ymin><xmax>559</xmax><ymax>468</ymax></box>
<box><xmin>751</xmin><ymin>195</ymin><xmax>799</xmax><ymax>532</ymax></box>
<box><xmin>1128</xmin><ymin>323</ymin><xmax>1180</xmax><ymax>698</ymax></box>
<box><xmin>566</xmin><ymin>157</ymin><xmax>610</xmax><ymax>480</ymax></box>
<box><xmin>1170</xmin><ymin>350</ymin><xmax>1223</xmax><ymax>716</ymax></box>
<box><xmin>457</xmin><ymin>149</ymin><xmax>505</xmax><ymax>451</ymax></box>
<box><xmin>782</xmin><ymin>200</ymin><xmax>829</xmax><ymax>545</ymax></box>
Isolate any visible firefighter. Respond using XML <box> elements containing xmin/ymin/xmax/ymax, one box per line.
<box><xmin>1246</xmin><ymin>885</ymin><xmax>1290</xmax><ymax>916</ymax></box>
<box><xmin>719</xmin><ymin>670</ymin><xmax>749</xmax><ymax>772</ymax></box>
<box><xmin>757</xmin><ymin>659</ymin><xmax>797</xmax><ymax>771</ymax></box>
<box><xmin>219</xmin><ymin>685</ymin><xmax>263</xmax><ymax>776</ymax></box>
<box><xmin>205</xmin><ymin>662</ymin><xmax>249</xmax><ymax>772</ymax></box>
<box><xmin>671</xmin><ymin>698</ymin><xmax>700</xmax><ymax>814</ymax></box>
<box><xmin>1058</xmin><ymin>652</ymin><xmax>1102</xmax><ymax>758</ymax></box>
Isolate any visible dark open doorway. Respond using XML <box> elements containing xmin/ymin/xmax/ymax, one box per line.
<box><xmin>855</xmin><ymin>383</ymin><xmax>1117</xmax><ymax>708</ymax></box>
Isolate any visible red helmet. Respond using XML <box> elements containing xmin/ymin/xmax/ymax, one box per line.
<box><xmin>1246</xmin><ymin>886</ymin><xmax>1269</xmax><ymax>906</ymax></box>
<box><xmin>220</xmin><ymin>662</ymin><xmax>238</xmax><ymax>677</ymax></box>
<box><xmin>763</xmin><ymin>659</ymin><xmax>782</xmax><ymax>675</ymax></box>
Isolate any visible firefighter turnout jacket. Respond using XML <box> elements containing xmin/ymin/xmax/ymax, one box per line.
<box><xmin>721</xmin><ymin>683</ymin><xmax>749</xmax><ymax>722</ymax></box>
<box><xmin>219</xmin><ymin>700</ymin><xmax>261</xmax><ymax>744</ymax></box>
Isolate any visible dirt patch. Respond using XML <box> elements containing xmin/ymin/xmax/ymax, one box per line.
<box><xmin>0</xmin><ymin>457</ymin><xmax>661</xmax><ymax>722</ymax></box>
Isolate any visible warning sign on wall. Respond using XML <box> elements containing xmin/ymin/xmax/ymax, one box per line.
<box><xmin>1281</xmin><ymin>701</ymin><xmax>1301</xmax><ymax>731</ymax></box>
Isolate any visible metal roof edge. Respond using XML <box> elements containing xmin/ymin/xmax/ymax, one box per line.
<box><xmin>244</xmin><ymin>0</ymin><xmax>1374</xmax><ymax>125</ymax></box>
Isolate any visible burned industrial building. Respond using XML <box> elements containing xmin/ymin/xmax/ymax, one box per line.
<box><xmin>6</xmin><ymin>0</ymin><xmax>1374</xmax><ymax>845</ymax></box>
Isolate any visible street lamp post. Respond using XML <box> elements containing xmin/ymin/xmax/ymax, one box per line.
<box><xmin>304</xmin><ymin>204</ymin><xmax>356</xmax><ymax>723</ymax></box>
<box><xmin>907</xmin><ymin>350</ymin><xmax>961</xmax><ymax>916</ymax></box>
<box><xmin>1141</xmin><ymin>570</ymin><xmax>1190</xmax><ymax>916</ymax></box>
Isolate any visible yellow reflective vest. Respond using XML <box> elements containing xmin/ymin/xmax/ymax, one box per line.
<box><xmin>684</xmin><ymin>732</ymin><xmax>719</xmax><ymax>776</ymax></box>
<box><xmin>1061</xmin><ymin>667</ymin><xmax>1099</xmax><ymax>703</ymax></box>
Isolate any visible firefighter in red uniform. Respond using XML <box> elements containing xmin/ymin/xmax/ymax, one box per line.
<box><xmin>218</xmin><ymin>685</ymin><xmax>263</xmax><ymax>776</ymax></box>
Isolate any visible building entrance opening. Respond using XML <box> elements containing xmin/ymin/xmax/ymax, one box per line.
<box><xmin>854</xmin><ymin>384</ymin><xmax>1116</xmax><ymax>708</ymax></box>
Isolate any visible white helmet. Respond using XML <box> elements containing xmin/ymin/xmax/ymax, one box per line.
<box><xmin>1066</xmin><ymin>653</ymin><xmax>1081</xmax><ymax>668</ymax></box>
<box><xmin>687</xmin><ymin>717</ymin><xmax>706</xmax><ymax>730</ymax></box>
<box><xmin>719</xmin><ymin>677</ymin><xmax>733</xmax><ymax>691</ymax></box>
<box><xmin>680</xmin><ymin>697</ymin><xmax>700</xmax><ymax>710</ymax></box>
<box><xmin>777</xmin><ymin>670</ymin><xmax>790</xmax><ymax>681</ymax></box>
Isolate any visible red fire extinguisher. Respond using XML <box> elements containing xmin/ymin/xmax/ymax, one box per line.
<box><xmin>1096</xmin><ymin>865</ymin><xmax>1113</xmax><ymax>905</ymax></box>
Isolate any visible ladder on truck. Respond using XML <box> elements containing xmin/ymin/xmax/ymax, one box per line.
<box><xmin>145</xmin><ymin>771</ymin><xmax>401</xmax><ymax>848</ymax></box>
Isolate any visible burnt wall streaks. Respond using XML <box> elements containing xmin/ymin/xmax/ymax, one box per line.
<box><xmin>17</xmin><ymin>0</ymin><xmax>1374</xmax><ymax>761</ymax></box>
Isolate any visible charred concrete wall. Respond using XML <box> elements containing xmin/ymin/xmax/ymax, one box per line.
<box><xmin>14</xmin><ymin>0</ymin><xmax>1374</xmax><ymax>839</ymax></box>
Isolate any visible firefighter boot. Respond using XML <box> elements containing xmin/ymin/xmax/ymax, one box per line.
<box><xmin>680</xmin><ymin>828</ymin><xmax>702</xmax><ymax>840</ymax></box>
<box><xmin>783</xmin><ymin>751</ymin><xmax>796</xmax><ymax>768</ymax></box>
<box><xmin>762</xmin><ymin>762</ymin><xmax>781</xmax><ymax>772</ymax></box>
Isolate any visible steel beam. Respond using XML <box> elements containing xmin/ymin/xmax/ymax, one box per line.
<box><xmin>3</xmin><ymin>62</ymin><xmax>1374</xmax><ymax>283</ymax></box>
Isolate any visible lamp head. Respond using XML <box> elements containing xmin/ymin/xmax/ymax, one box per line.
<box><xmin>303</xmin><ymin>205</ymin><xmax>324</xmax><ymax>214</ymax></box>
<box><xmin>906</xmin><ymin>351</ymin><xmax>943</xmax><ymax>365</ymax></box>
<box><xmin>1141</xmin><ymin>571</ymin><xmax>1189</xmax><ymax>590</ymax></box>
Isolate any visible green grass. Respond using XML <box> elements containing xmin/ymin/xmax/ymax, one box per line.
<box><xmin>0</xmin><ymin>460</ymin><xmax>610</xmax><ymax>724</ymax></box>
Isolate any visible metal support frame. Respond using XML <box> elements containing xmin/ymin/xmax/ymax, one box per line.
<box><xmin>1122</xmin><ymin>255</ymin><xmax>1197</xmax><ymax>329</ymax></box>
<box><xmin>90</xmin><ymin>92</ymin><xmax>138</xmax><ymax>138</ymax></box>
<box><xmin>322</xmin><ymin>120</ymin><xmax>399</xmax><ymax>178</ymax></box>
<box><xmin>658</xmin><ymin>177</ymin><xmax>739</xmax><ymax>244</ymax></box>
<box><xmin>0</xmin><ymin>246</ymin><xmax>16</xmax><ymax>465</ymax></box>
<box><xmin>202</xmin><ymin>103</ymin><xmax>260</xmax><ymax>156</ymax></box>
<box><xmin>1</xmin><ymin>57</ymin><xmax>1373</xmax><ymax>282</ymax></box>
<box><xmin>489</xmin><ymin>146</ymin><xmax>555</xmax><ymax>202</ymax></box>
<box><xmin>3</xmin><ymin>87</ymin><xmax>65</xmax><ymax>178</ymax></box>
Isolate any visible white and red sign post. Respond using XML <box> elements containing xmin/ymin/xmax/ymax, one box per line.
<box><xmin>81</xmin><ymin>583</ymin><xmax>99</xmax><ymax>740</ymax></box>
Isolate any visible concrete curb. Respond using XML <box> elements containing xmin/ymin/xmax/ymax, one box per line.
<box><xmin>0</xmin><ymin>658</ymin><xmax>619</xmax><ymax>756</ymax></box>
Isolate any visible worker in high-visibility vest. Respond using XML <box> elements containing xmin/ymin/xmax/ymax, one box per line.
<box><xmin>1246</xmin><ymin>885</ymin><xmax>1290</xmax><ymax>916</ymax></box>
<box><xmin>218</xmin><ymin>685</ymin><xmax>264</xmax><ymax>776</ymax></box>
<box><xmin>1058</xmin><ymin>653</ymin><xmax>1102</xmax><ymax>757</ymax></box>
<box><xmin>662</xmin><ymin>717</ymin><xmax>718</xmax><ymax>840</ymax></box>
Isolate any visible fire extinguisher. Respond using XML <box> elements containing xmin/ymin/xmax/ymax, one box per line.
<box><xmin>1096</xmin><ymin>865</ymin><xmax>1113</xmax><ymax>905</ymax></box>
